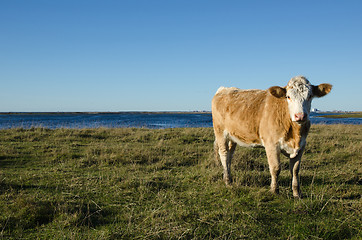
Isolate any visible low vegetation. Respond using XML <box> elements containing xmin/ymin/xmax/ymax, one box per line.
<box><xmin>0</xmin><ymin>125</ymin><xmax>361</xmax><ymax>239</ymax></box>
<box><xmin>318</xmin><ymin>112</ymin><xmax>362</xmax><ymax>119</ymax></box>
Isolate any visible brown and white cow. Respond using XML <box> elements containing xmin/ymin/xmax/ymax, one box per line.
<box><xmin>212</xmin><ymin>76</ymin><xmax>332</xmax><ymax>198</ymax></box>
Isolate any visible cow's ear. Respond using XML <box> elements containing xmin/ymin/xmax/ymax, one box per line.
<box><xmin>313</xmin><ymin>84</ymin><xmax>332</xmax><ymax>98</ymax></box>
<box><xmin>269</xmin><ymin>86</ymin><xmax>286</xmax><ymax>98</ymax></box>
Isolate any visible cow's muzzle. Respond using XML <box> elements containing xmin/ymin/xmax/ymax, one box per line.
<box><xmin>294</xmin><ymin>112</ymin><xmax>308</xmax><ymax>123</ymax></box>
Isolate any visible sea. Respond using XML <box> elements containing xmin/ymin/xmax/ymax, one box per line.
<box><xmin>0</xmin><ymin>112</ymin><xmax>360</xmax><ymax>129</ymax></box>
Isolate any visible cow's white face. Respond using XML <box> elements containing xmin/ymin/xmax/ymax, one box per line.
<box><xmin>269</xmin><ymin>76</ymin><xmax>332</xmax><ymax>124</ymax></box>
<box><xmin>286</xmin><ymin>77</ymin><xmax>313</xmax><ymax>122</ymax></box>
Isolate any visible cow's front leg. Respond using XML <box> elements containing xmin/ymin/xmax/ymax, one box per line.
<box><xmin>289</xmin><ymin>148</ymin><xmax>304</xmax><ymax>198</ymax></box>
<box><xmin>265</xmin><ymin>145</ymin><xmax>281</xmax><ymax>194</ymax></box>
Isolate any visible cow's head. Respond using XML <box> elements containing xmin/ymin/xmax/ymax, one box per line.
<box><xmin>269</xmin><ymin>76</ymin><xmax>332</xmax><ymax>123</ymax></box>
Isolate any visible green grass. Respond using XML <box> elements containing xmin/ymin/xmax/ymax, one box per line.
<box><xmin>0</xmin><ymin>125</ymin><xmax>361</xmax><ymax>239</ymax></box>
<box><xmin>318</xmin><ymin>112</ymin><xmax>362</xmax><ymax>118</ymax></box>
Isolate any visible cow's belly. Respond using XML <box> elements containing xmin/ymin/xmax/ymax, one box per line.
<box><xmin>224</xmin><ymin>130</ymin><xmax>263</xmax><ymax>148</ymax></box>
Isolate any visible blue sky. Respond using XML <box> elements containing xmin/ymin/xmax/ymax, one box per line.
<box><xmin>1</xmin><ymin>0</ymin><xmax>361</xmax><ymax>112</ymax></box>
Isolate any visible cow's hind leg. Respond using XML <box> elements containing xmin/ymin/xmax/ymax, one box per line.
<box><xmin>215</xmin><ymin>138</ymin><xmax>233</xmax><ymax>185</ymax></box>
<box><xmin>228</xmin><ymin>141</ymin><xmax>237</xmax><ymax>170</ymax></box>
<box><xmin>221</xmin><ymin>140</ymin><xmax>237</xmax><ymax>185</ymax></box>
<box><xmin>214</xmin><ymin>140</ymin><xmax>220</xmax><ymax>165</ymax></box>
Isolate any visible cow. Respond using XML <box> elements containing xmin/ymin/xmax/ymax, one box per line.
<box><xmin>212</xmin><ymin>76</ymin><xmax>332</xmax><ymax>198</ymax></box>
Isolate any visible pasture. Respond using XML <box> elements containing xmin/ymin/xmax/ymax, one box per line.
<box><xmin>0</xmin><ymin>125</ymin><xmax>361</xmax><ymax>239</ymax></box>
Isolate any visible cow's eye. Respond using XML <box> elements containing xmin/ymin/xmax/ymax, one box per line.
<box><xmin>286</xmin><ymin>96</ymin><xmax>291</xmax><ymax>100</ymax></box>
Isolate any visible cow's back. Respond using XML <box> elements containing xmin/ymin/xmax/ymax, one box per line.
<box><xmin>212</xmin><ymin>87</ymin><xmax>267</xmax><ymax>145</ymax></box>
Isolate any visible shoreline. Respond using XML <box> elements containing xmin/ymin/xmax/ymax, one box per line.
<box><xmin>2</xmin><ymin>111</ymin><xmax>362</xmax><ymax>118</ymax></box>
<box><xmin>314</xmin><ymin>112</ymin><xmax>362</xmax><ymax>119</ymax></box>
<box><xmin>0</xmin><ymin>111</ymin><xmax>212</xmax><ymax>115</ymax></box>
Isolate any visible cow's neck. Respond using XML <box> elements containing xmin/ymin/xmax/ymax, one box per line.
<box><xmin>284</xmin><ymin>120</ymin><xmax>310</xmax><ymax>150</ymax></box>
<box><xmin>271</xmin><ymin>97</ymin><xmax>310</xmax><ymax>150</ymax></box>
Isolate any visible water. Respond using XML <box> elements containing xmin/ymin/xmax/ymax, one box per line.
<box><xmin>0</xmin><ymin>113</ymin><xmax>212</xmax><ymax>129</ymax></box>
<box><xmin>0</xmin><ymin>112</ymin><xmax>360</xmax><ymax>129</ymax></box>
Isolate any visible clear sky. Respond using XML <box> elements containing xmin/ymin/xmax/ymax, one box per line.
<box><xmin>1</xmin><ymin>0</ymin><xmax>361</xmax><ymax>112</ymax></box>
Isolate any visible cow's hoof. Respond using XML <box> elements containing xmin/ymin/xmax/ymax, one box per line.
<box><xmin>270</xmin><ymin>188</ymin><xmax>279</xmax><ymax>195</ymax></box>
<box><xmin>293</xmin><ymin>192</ymin><xmax>302</xmax><ymax>199</ymax></box>
<box><xmin>224</xmin><ymin>177</ymin><xmax>233</xmax><ymax>186</ymax></box>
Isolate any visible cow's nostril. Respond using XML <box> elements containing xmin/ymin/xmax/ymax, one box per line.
<box><xmin>295</xmin><ymin>113</ymin><xmax>305</xmax><ymax>121</ymax></box>
<box><xmin>295</xmin><ymin>113</ymin><xmax>308</xmax><ymax>121</ymax></box>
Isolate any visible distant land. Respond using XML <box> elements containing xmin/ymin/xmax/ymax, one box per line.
<box><xmin>0</xmin><ymin>111</ymin><xmax>212</xmax><ymax>115</ymax></box>
<box><xmin>316</xmin><ymin>112</ymin><xmax>362</xmax><ymax>119</ymax></box>
<box><xmin>1</xmin><ymin>111</ymin><xmax>361</xmax><ymax>118</ymax></box>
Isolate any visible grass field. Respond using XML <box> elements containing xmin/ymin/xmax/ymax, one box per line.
<box><xmin>0</xmin><ymin>125</ymin><xmax>361</xmax><ymax>239</ymax></box>
<box><xmin>318</xmin><ymin>113</ymin><xmax>362</xmax><ymax>119</ymax></box>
